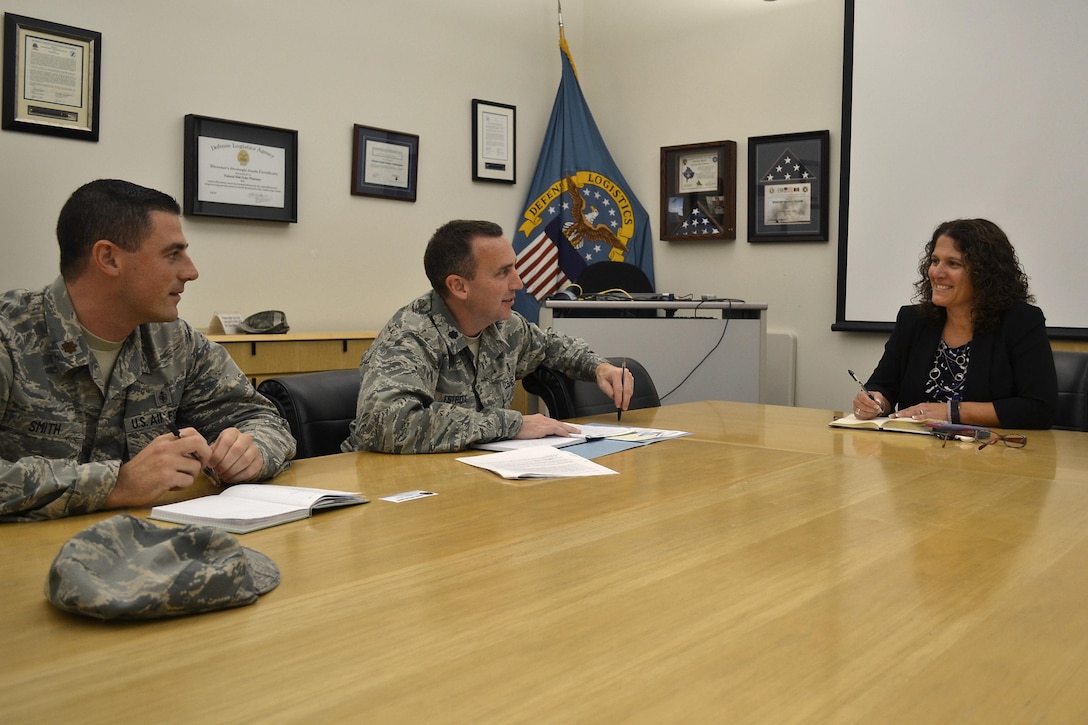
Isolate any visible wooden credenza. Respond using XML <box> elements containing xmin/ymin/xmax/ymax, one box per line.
<box><xmin>208</xmin><ymin>330</ymin><xmax>531</xmax><ymax>413</ymax></box>
<box><xmin>206</xmin><ymin>331</ymin><xmax>377</xmax><ymax>386</ymax></box>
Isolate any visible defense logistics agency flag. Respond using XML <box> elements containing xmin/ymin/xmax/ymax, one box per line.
<box><xmin>513</xmin><ymin>29</ymin><xmax>655</xmax><ymax>322</ymax></box>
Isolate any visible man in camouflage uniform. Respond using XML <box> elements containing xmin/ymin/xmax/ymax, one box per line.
<box><xmin>0</xmin><ymin>179</ymin><xmax>296</xmax><ymax>521</ymax></box>
<box><xmin>342</xmin><ymin>219</ymin><xmax>631</xmax><ymax>454</ymax></box>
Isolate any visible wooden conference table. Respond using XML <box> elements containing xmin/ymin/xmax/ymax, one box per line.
<box><xmin>4</xmin><ymin>401</ymin><xmax>1088</xmax><ymax>723</ymax></box>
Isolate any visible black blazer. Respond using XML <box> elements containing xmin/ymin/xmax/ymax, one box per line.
<box><xmin>866</xmin><ymin>302</ymin><xmax>1057</xmax><ymax>429</ymax></box>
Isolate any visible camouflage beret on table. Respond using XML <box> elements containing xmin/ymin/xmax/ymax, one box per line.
<box><xmin>45</xmin><ymin>514</ymin><xmax>280</xmax><ymax>620</ymax></box>
<box><xmin>237</xmin><ymin>310</ymin><xmax>290</xmax><ymax>334</ymax></box>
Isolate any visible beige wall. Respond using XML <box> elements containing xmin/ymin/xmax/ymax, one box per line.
<box><xmin>0</xmin><ymin>0</ymin><xmax>889</xmax><ymax>410</ymax></box>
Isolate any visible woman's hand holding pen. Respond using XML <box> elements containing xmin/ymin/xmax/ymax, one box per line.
<box><xmin>847</xmin><ymin>369</ymin><xmax>887</xmax><ymax>420</ymax></box>
<box><xmin>851</xmin><ymin>390</ymin><xmax>889</xmax><ymax>420</ymax></box>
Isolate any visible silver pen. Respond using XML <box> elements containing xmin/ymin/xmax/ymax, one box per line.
<box><xmin>168</xmin><ymin>422</ymin><xmax>222</xmax><ymax>486</ymax></box>
<box><xmin>847</xmin><ymin>369</ymin><xmax>882</xmax><ymax>413</ymax></box>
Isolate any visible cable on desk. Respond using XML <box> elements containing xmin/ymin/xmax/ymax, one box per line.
<box><xmin>658</xmin><ymin>298</ymin><xmax>742</xmax><ymax>401</ymax></box>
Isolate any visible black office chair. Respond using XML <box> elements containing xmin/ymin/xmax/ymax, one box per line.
<box><xmin>257</xmin><ymin>370</ymin><xmax>361</xmax><ymax>458</ymax></box>
<box><xmin>566</xmin><ymin>261</ymin><xmax>656</xmax><ymax>318</ymax></box>
<box><xmin>1053</xmin><ymin>350</ymin><xmax>1088</xmax><ymax>432</ymax></box>
<box><xmin>522</xmin><ymin>356</ymin><xmax>660</xmax><ymax>420</ymax></box>
<box><xmin>575</xmin><ymin>261</ymin><xmax>653</xmax><ymax>295</ymax></box>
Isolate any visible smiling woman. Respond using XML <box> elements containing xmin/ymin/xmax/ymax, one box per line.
<box><xmin>838</xmin><ymin>0</ymin><xmax>1088</xmax><ymax>334</ymax></box>
<box><xmin>914</xmin><ymin>220</ymin><xmax>1032</xmax><ymax>338</ymax></box>
<box><xmin>927</xmin><ymin>237</ymin><xmax>972</xmax><ymax>320</ymax></box>
<box><xmin>847</xmin><ymin>218</ymin><xmax>1058</xmax><ymax>430</ymax></box>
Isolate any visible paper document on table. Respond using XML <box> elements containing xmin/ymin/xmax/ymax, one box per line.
<box><xmin>471</xmin><ymin>423</ymin><xmax>639</xmax><ymax>452</ymax></box>
<box><xmin>457</xmin><ymin>447</ymin><xmax>619</xmax><ymax>479</ymax></box>
<box><xmin>601</xmin><ymin>425</ymin><xmax>690</xmax><ymax>443</ymax></box>
<box><xmin>572</xmin><ymin>424</ymin><xmax>637</xmax><ymax>438</ymax></box>
<box><xmin>472</xmin><ymin>436</ymin><xmax>584</xmax><ymax>452</ymax></box>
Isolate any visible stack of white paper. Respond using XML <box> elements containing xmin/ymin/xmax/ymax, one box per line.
<box><xmin>456</xmin><ymin>447</ymin><xmax>618</xmax><ymax>480</ymax></box>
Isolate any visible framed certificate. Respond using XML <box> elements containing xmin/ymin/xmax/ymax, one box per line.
<box><xmin>660</xmin><ymin>140</ymin><xmax>737</xmax><ymax>241</ymax></box>
<box><xmin>183</xmin><ymin>114</ymin><xmax>299</xmax><ymax>222</ymax></box>
<box><xmin>748</xmin><ymin>130</ymin><xmax>830</xmax><ymax>243</ymax></box>
<box><xmin>351</xmin><ymin>124</ymin><xmax>419</xmax><ymax>201</ymax></box>
<box><xmin>472</xmin><ymin>99</ymin><xmax>515</xmax><ymax>184</ymax></box>
<box><xmin>2</xmin><ymin>14</ymin><xmax>101</xmax><ymax>142</ymax></box>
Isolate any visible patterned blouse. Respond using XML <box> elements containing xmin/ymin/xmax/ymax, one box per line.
<box><xmin>925</xmin><ymin>339</ymin><xmax>971</xmax><ymax>402</ymax></box>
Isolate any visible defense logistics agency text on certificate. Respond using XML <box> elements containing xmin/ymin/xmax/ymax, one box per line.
<box><xmin>197</xmin><ymin>136</ymin><xmax>286</xmax><ymax>208</ymax></box>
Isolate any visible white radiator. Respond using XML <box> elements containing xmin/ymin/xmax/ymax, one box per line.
<box><xmin>764</xmin><ymin>331</ymin><xmax>797</xmax><ymax>406</ymax></box>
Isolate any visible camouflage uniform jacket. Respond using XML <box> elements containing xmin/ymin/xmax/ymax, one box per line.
<box><xmin>343</xmin><ymin>290</ymin><xmax>606</xmax><ymax>454</ymax></box>
<box><xmin>0</xmin><ymin>277</ymin><xmax>296</xmax><ymax>521</ymax></box>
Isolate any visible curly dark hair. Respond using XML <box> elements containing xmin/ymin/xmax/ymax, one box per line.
<box><xmin>913</xmin><ymin>218</ymin><xmax>1033</xmax><ymax>334</ymax></box>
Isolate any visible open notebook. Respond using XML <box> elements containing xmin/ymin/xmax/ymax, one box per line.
<box><xmin>828</xmin><ymin>414</ymin><xmax>933</xmax><ymax>435</ymax></box>
<box><xmin>149</xmin><ymin>485</ymin><xmax>368</xmax><ymax>534</ymax></box>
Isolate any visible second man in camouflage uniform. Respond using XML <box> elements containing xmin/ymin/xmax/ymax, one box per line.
<box><xmin>343</xmin><ymin>220</ymin><xmax>631</xmax><ymax>454</ymax></box>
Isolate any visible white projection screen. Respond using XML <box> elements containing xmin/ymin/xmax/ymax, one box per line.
<box><xmin>836</xmin><ymin>0</ymin><xmax>1088</xmax><ymax>337</ymax></box>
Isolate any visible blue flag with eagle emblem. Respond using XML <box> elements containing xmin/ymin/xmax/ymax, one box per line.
<box><xmin>512</xmin><ymin>29</ymin><xmax>655</xmax><ymax>323</ymax></box>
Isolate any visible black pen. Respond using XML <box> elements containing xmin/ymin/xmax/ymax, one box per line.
<box><xmin>847</xmin><ymin>369</ymin><xmax>882</xmax><ymax>413</ymax></box>
<box><xmin>168</xmin><ymin>422</ymin><xmax>221</xmax><ymax>486</ymax></box>
<box><xmin>617</xmin><ymin>358</ymin><xmax>627</xmax><ymax>421</ymax></box>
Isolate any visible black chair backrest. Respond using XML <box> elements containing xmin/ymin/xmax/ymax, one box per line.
<box><xmin>257</xmin><ymin>370</ymin><xmax>360</xmax><ymax>458</ymax></box>
<box><xmin>522</xmin><ymin>356</ymin><xmax>660</xmax><ymax>419</ymax></box>
<box><xmin>1053</xmin><ymin>350</ymin><xmax>1088</xmax><ymax>432</ymax></box>
<box><xmin>567</xmin><ymin>262</ymin><xmax>655</xmax><ymax>318</ymax></box>
<box><xmin>575</xmin><ymin>261</ymin><xmax>653</xmax><ymax>295</ymax></box>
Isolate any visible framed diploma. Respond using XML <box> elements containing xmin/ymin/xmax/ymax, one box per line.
<box><xmin>2</xmin><ymin>14</ymin><xmax>101</xmax><ymax>142</ymax></box>
<box><xmin>351</xmin><ymin>124</ymin><xmax>419</xmax><ymax>201</ymax></box>
<box><xmin>748</xmin><ymin>130</ymin><xmax>829</xmax><ymax>243</ymax></box>
<box><xmin>660</xmin><ymin>140</ymin><xmax>737</xmax><ymax>241</ymax></box>
<box><xmin>472</xmin><ymin>99</ymin><xmax>515</xmax><ymax>184</ymax></box>
<box><xmin>183</xmin><ymin>115</ymin><xmax>299</xmax><ymax>222</ymax></box>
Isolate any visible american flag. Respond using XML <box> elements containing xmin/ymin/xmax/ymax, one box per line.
<box><xmin>760</xmin><ymin>147</ymin><xmax>814</xmax><ymax>183</ymax></box>
<box><xmin>672</xmin><ymin>205</ymin><xmax>723</xmax><ymax>236</ymax></box>
<box><xmin>517</xmin><ymin>230</ymin><xmax>570</xmax><ymax>301</ymax></box>
<box><xmin>511</xmin><ymin>26</ymin><xmax>654</xmax><ymax>323</ymax></box>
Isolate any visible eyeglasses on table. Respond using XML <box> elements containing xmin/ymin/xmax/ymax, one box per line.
<box><xmin>933</xmin><ymin>428</ymin><xmax>1028</xmax><ymax>450</ymax></box>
